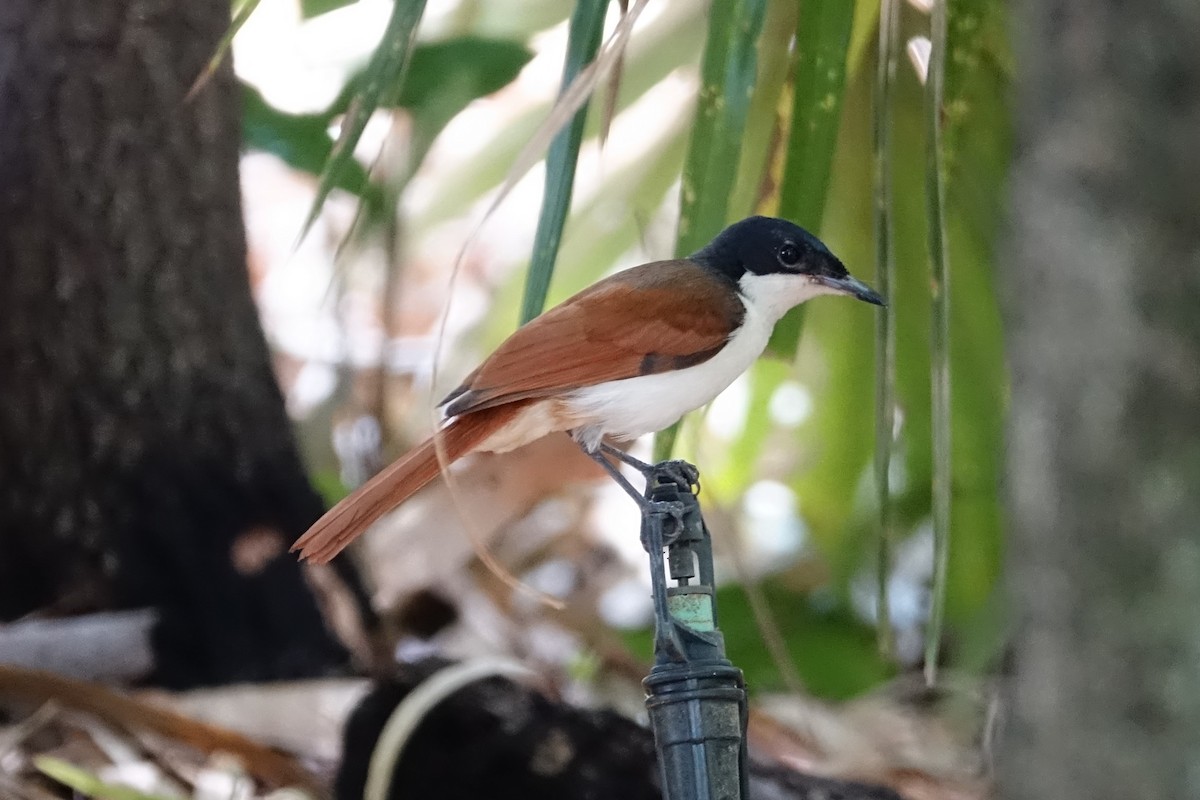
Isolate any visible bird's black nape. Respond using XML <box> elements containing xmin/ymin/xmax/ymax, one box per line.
<box><xmin>690</xmin><ymin>215</ymin><xmax>844</xmax><ymax>284</ymax></box>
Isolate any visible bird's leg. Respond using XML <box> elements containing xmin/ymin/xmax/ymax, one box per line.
<box><xmin>580</xmin><ymin>445</ymin><xmax>687</xmax><ymax>526</ymax></box>
<box><xmin>596</xmin><ymin>442</ymin><xmax>655</xmax><ymax>474</ymax></box>
<box><xmin>598</xmin><ymin>442</ymin><xmax>700</xmax><ymax>494</ymax></box>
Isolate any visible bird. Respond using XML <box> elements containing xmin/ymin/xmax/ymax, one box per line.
<box><xmin>292</xmin><ymin>216</ymin><xmax>883</xmax><ymax>564</ymax></box>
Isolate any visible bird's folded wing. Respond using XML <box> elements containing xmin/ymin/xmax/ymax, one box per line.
<box><xmin>444</xmin><ymin>260</ymin><xmax>744</xmax><ymax>416</ymax></box>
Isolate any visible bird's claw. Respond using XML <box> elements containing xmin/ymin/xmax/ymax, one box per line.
<box><xmin>656</xmin><ymin>460</ymin><xmax>700</xmax><ymax>494</ymax></box>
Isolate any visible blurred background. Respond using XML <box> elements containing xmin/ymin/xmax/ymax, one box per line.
<box><xmin>235</xmin><ymin>0</ymin><xmax>1007</xmax><ymax>697</ymax></box>
<box><xmin>1</xmin><ymin>0</ymin><xmax>1008</xmax><ymax>796</ymax></box>
<box><xmin>4</xmin><ymin>0</ymin><xmax>1198</xmax><ymax>798</ymax></box>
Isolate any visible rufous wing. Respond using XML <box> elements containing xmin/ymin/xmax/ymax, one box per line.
<box><xmin>443</xmin><ymin>260</ymin><xmax>744</xmax><ymax>416</ymax></box>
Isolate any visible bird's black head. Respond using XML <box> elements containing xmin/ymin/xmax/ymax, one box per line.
<box><xmin>691</xmin><ymin>216</ymin><xmax>884</xmax><ymax>306</ymax></box>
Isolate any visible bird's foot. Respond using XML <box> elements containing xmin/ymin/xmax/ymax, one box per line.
<box><xmin>655</xmin><ymin>459</ymin><xmax>700</xmax><ymax>494</ymax></box>
<box><xmin>596</xmin><ymin>442</ymin><xmax>655</xmax><ymax>475</ymax></box>
<box><xmin>580</xmin><ymin>442</ymin><xmax>698</xmax><ymax>548</ymax></box>
<box><xmin>596</xmin><ymin>443</ymin><xmax>700</xmax><ymax>494</ymax></box>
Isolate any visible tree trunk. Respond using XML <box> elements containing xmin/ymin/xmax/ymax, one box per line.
<box><xmin>1002</xmin><ymin>1</ymin><xmax>1200</xmax><ymax>797</ymax></box>
<box><xmin>0</xmin><ymin>0</ymin><xmax>351</xmax><ymax>687</ymax></box>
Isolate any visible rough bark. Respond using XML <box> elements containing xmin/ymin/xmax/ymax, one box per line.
<box><xmin>1002</xmin><ymin>1</ymin><xmax>1200</xmax><ymax>797</ymax></box>
<box><xmin>0</xmin><ymin>0</ymin><xmax>349</xmax><ymax>686</ymax></box>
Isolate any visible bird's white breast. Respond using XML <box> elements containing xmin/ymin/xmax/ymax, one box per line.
<box><xmin>563</xmin><ymin>272</ymin><xmax>836</xmax><ymax>450</ymax></box>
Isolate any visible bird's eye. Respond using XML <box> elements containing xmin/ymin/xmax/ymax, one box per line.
<box><xmin>777</xmin><ymin>243</ymin><xmax>802</xmax><ymax>268</ymax></box>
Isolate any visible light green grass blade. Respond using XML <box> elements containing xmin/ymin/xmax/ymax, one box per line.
<box><xmin>673</xmin><ymin>0</ymin><xmax>769</xmax><ymax>257</ymax></box>
<box><xmin>655</xmin><ymin>0</ymin><xmax>768</xmax><ymax>461</ymax></box>
<box><xmin>186</xmin><ymin>0</ymin><xmax>263</xmax><ymax>100</ymax></box>
<box><xmin>301</xmin><ymin>0</ymin><xmax>357</xmax><ymax>18</ymax></box>
<box><xmin>918</xmin><ymin>0</ymin><xmax>1011</xmax><ymax>683</ymax></box>
<box><xmin>371</xmin><ymin>37</ymin><xmax>533</xmax><ymax>166</ymax></box>
<box><xmin>481</xmin><ymin>121</ymin><xmax>690</xmax><ymax>350</ymax></box>
<box><xmin>766</xmin><ymin>0</ymin><xmax>857</xmax><ymax>357</ymax></box>
<box><xmin>35</xmin><ymin>757</ymin><xmax>170</xmax><ymax>800</ymax></box>
<box><xmin>792</xmin><ymin>0</ymin><xmax>1009</xmax><ymax>669</ymax></box>
<box><xmin>412</xmin><ymin>3</ymin><xmax>703</xmax><ymax>230</ymax></box>
<box><xmin>923</xmin><ymin>0</ymin><xmax>951</xmax><ymax>687</ymax></box>
<box><xmin>872</xmin><ymin>0</ymin><xmax>902</xmax><ymax>660</ymax></box>
<box><xmin>779</xmin><ymin>0</ymin><xmax>858</xmax><ymax>230</ymax></box>
<box><xmin>244</xmin><ymin>38</ymin><xmax>528</xmax><ymax>240</ymax></box>
<box><xmin>241</xmin><ymin>83</ymin><xmax>375</xmax><ymax>199</ymax></box>
<box><xmin>521</xmin><ymin>0</ymin><xmax>609</xmax><ymax>324</ymax></box>
<box><xmin>727</xmin><ymin>0</ymin><xmax>799</xmax><ymax>219</ymax></box>
<box><xmin>296</xmin><ymin>0</ymin><xmax>427</xmax><ymax>243</ymax></box>
<box><xmin>940</xmin><ymin>0</ymin><xmax>1009</xmax><ymax>636</ymax></box>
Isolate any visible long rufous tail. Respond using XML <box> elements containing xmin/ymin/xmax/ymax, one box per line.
<box><xmin>291</xmin><ymin>403</ymin><xmax>526</xmax><ymax>564</ymax></box>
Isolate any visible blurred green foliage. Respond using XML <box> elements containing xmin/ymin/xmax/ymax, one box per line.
<box><xmin>296</xmin><ymin>0</ymin><xmax>426</xmax><ymax>238</ymax></box>
<box><xmin>768</xmin><ymin>0</ymin><xmax>857</xmax><ymax>355</ymax></box>
<box><xmin>656</xmin><ymin>0</ymin><xmax>768</xmax><ymax>461</ymax></box>
<box><xmin>522</xmin><ymin>0</ymin><xmax>607</xmax><ymax>324</ymax></box>
<box><xmin>243</xmin><ymin>35</ymin><xmax>530</xmax><ymax>236</ymax></box>
<box><xmin>241</xmin><ymin>0</ymin><xmax>1011</xmax><ymax>698</ymax></box>
<box><xmin>242</xmin><ymin>84</ymin><xmax>375</xmax><ymax>198</ymax></box>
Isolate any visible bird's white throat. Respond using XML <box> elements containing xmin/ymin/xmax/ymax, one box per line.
<box><xmin>737</xmin><ymin>270</ymin><xmax>845</xmax><ymax>323</ymax></box>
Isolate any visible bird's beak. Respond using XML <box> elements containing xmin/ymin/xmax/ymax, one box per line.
<box><xmin>817</xmin><ymin>274</ymin><xmax>886</xmax><ymax>306</ymax></box>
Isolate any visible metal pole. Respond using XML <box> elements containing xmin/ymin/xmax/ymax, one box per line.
<box><xmin>641</xmin><ymin>463</ymin><xmax>749</xmax><ymax>800</ymax></box>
